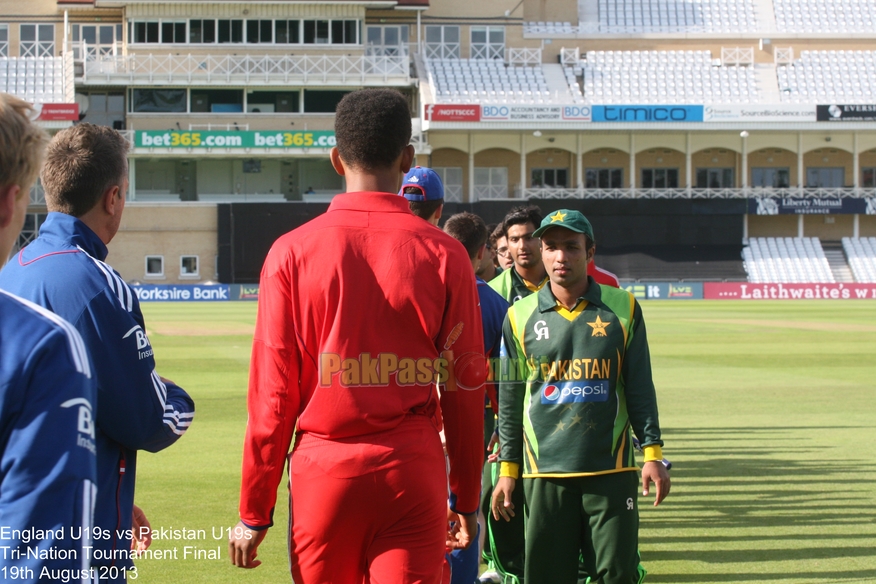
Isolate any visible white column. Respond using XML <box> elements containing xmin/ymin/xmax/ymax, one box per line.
<box><xmin>797</xmin><ymin>132</ymin><xmax>804</xmax><ymax>192</ymax></box>
<box><xmin>576</xmin><ymin>133</ymin><xmax>583</xmax><ymax>195</ymax></box>
<box><xmin>854</xmin><ymin>214</ymin><xmax>860</xmax><ymax>238</ymax></box>
<box><xmin>798</xmin><ymin>214</ymin><xmax>804</xmax><ymax>238</ymax></box>
<box><xmin>741</xmin><ymin>133</ymin><xmax>748</xmax><ymax>191</ymax></box>
<box><xmin>743</xmin><ymin>213</ymin><xmax>749</xmax><ymax>243</ymax></box>
<box><xmin>629</xmin><ymin>133</ymin><xmax>636</xmax><ymax>191</ymax></box>
<box><xmin>129</xmin><ymin>158</ymin><xmax>136</xmax><ymax>201</ymax></box>
<box><xmin>853</xmin><ymin>133</ymin><xmax>860</xmax><ymax>191</ymax></box>
<box><xmin>685</xmin><ymin>132</ymin><xmax>692</xmax><ymax>193</ymax></box>
<box><xmin>417</xmin><ymin>10</ymin><xmax>422</xmax><ymax>55</ymax></box>
<box><xmin>468</xmin><ymin>133</ymin><xmax>475</xmax><ymax>202</ymax></box>
<box><xmin>520</xmin><ymin>133</ymin><xmax>526</xmax><ymax>198</ymax></box>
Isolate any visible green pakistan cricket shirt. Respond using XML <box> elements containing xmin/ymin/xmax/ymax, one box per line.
<box><xmin>497</xmin><ymin>279</ymin><xmax>664</xmax><ymax>479</ymax></box>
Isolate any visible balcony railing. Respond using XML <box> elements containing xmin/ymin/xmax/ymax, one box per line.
<box><xmin>515</xmin><ymin>186</ymin><xmax>876</xmax><ymax>200</ymax></box>
<box><xmin>444</xmin><ymin>185</ymin><xmax>463</xmax><ymax>203</ymax></box>
<box><xmin>29</xmin><ymin>183</ymin><xmax>45</xmax><ymax>205</ymax></box>
<box><xmin>79</xmin><ymin>51</ymin><xmax>410</xmax><ymax>85</ymax></box>
<box><xmin>474</xmin><ymin>185</ymin><xmax>510</xmax><ymax>200</ymax></box>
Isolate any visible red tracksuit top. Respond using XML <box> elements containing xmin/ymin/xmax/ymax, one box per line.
<box><xmin>588</xmin><ymin>260</ymin><xmax>620</xmax><ymax>288</ymax></box>
<box><xmin>240</xmin><ymin>192</ymin><xmax>486</xmax><ymax>528</ymax></box>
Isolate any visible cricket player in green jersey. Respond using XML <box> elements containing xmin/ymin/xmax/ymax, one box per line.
<box><xmin>489</xmin><ymin>205</ymin><xmax>549</xmax><ymax>304</ymax></box>
<box><xmin>482</xmin><ymin>205</ymin><xmax>546</xmax><ymax>583</ymax></box>
<box><xmin>491</xmin><ymin>209</ymin><xmax>670</xmax><ymax>584</ymax></box>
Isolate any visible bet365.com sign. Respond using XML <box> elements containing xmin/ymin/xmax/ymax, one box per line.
<box><xmin>136</xmin><ymin>130</ymin><xmax>336</xmax><ymax>149</ymax></box>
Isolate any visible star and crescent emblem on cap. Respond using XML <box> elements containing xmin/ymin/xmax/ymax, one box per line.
<box><xmin>586</xmin><ymin>315</ymin><xmax>610</xmax><ymax>337</ymax></box>
<box><xmin>550</xmin><ymin>210</ymin><xmax>567</xmax><ymax>223</ymax></box>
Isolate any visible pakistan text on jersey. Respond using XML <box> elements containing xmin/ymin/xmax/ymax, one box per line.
<box><xmin>488</xmin><ymin>356</ymin><xmax>613</xmax><ymax>383</ymax></box>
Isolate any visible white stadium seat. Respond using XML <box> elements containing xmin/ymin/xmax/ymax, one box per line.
<box><xmin>581</xmin><ymin>50</ymin><xmax>758</xmax><ymax>104</ymax></box>
<box><xmin>842</xmin><ymin>237</ymin><xmax>876</xmax><ymax>283</ymax></box>
<box><xmin>743</xmin><ymin>237</ymin><xmax>835</xmax><ymax>283</ymax></box>
<box><xmin>775</xmin><ymin>0</ymin><xmax>876</xmax><ymax>33</ymax></box>
<box><xmin>777</xmin><ymin>50</ymin><xmax>876</xmax><ymax>103</ymax></box>
<box><xmin>0</xmin><ymin>57</ymin><xmax>66</xmax><ymax>104</ymax></box>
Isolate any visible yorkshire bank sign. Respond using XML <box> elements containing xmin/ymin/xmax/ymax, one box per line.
<box><xmin>705</xmin><ymin>283</ymin><xmax>876</xmax><ymax>300</ymax></box>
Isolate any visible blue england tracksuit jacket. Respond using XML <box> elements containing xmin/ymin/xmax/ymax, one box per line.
<box><xmin>0</xmin><ymin>289</ymin><xmax>96</xmax><ymax>581</ymax></box>
<box><xmin>0</xmin><ymin>212</ymin><xmax>195</xmax><ymax>577</ymax></box>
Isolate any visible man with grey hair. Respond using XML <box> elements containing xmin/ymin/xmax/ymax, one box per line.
<box><xmin>0</xmin><ymin>123</ymin><xmax>195</xmax><ymax>582</ymax></box>
<box><xmin>0</xmin><ymin>92</ymin><xmax>98</xmax><ymax>581</ymax></box>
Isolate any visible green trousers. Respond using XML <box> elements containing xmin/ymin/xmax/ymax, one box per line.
<box><xmin>524</xmin><ymin>472</ymin><xmax>644</xmax><ymax>584</ymax></box>
<box><xmin>481</xmin><ymin>411</ymin><xmax>526</xmax><ymax>580</ymax></box>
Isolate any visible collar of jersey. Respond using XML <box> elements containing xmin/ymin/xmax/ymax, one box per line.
<box><xmin>328</xmin><ymin>191</ymin><xmax>414</xmax><ymax>214</ymax></box>
<box><xmin>511</xmin><ymin>267</ymin><xmax>548</xmax><ymax>292</ymax></box>
<box><xmin>537</xmin><ymin>275</ymin><xmax>601</xmax><ymax>315</ymax></box>
<box><xmin>35</xmin><ymin>212</ymin><xmax>108</xmax><ymax>261</ymax></box>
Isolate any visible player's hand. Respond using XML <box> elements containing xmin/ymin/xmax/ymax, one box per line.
<box><xmin>642</xmin><ymin>460</ymin><xmax>671</xmax><ymax>506</ymax></box>
<box><xmin>446</xmin><ymin>510</ymin><xmax>478</xmax><ymax>550</ymax></box>
<box><xmin>131</xmin><ymin>504</ymin><xmax>152</xmax><ymax>555</ymax></box>
<box><xmin>228</xmin><ymin>521</ymin><xmax>267</xmax><ymax>569</ymax></box>
<box><xmin>487</xmin><ymin>433</ymin><xmax>501</xmax><ymax>463</ymax></box>
<box><xmin>491</xmin><ymin>477</ymin><xmax>516</xmax><ymax>522</ymax></box>
<box><xmin>159</xmin><ymin>375</ymin><xmax>177</xmax><ymax>386</ymax></box>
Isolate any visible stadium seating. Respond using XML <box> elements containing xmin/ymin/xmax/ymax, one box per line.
<box><xmin>597</xmin><ymin>0</ymin><xmax>759</xmax><ymax>33</ymax></box>
<box><xmin>0</xmin><ymin>57</ymin><xmax>66</xmax><ymax>103</ymax></box>
<box><xmin>774</xmin><ymin>0</ymin><xmax>876</xmax><ymax>33</ymax></box>
<box><xmin>581</xmin><ymin>50</ymin><xmax>758</xmax><ymax>104</ymax></box>
<box><xmin>525</xmin><ymin>0</ymin><xmax>758</xmax><ymax>35</ymax></box>
<box><xmin>564</xmin><ymin>65</ymin><xmax>585</xmax><ymax>103</ymax></box>
<box><xmin>598</xmin><ymin>244</ymin><xmax>747</xmax><ymax>281</ymax></box>
<box><xmin>777</xmin><ymin>50</ymin><xmax>876</xmax><ymax>102</ymax></box>
<box><xmin>842</xmin><ymin>237</ymin><xmax>876</xmax><ymax>283</ymax></box>
<box><xmin>426</xmin><ymin>58</ymin><xmax>567</xmax><ymax>104</ymax></box>
<box><xmin>524</xmin><ymin>22</ymin><xmax>578</xmax><ymax>35</ymax></box>
<box><xmin>742</xmin><ymin>237</ymin><xmax>834</xmax><ymax>283</ymax></box>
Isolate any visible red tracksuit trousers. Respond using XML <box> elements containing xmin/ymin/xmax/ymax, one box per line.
<box><xmin>288</xmin><ymin>416</ymin><xmax>448</xmax><ymax>584</ymax></box>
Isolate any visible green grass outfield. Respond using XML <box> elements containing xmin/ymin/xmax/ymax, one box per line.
<box><xmin>133</xmin><ymin>300</ymin><xmax>876</xmax><ymax>583</ymax></box>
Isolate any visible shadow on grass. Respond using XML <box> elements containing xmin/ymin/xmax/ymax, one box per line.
<box><xmin>641</xmin><ymin>532</ymin><xmax>876</xmax><ymax>544</ymax></box>
<box><xmin>645</xmin><ymin>570</ymin><xmax>876</xmax><ymax>582</ymax></box>
<box><xmin>638</xmin><ymin>425</ymin><xmax>876</xmax><ymax>582</ymax></box>
<box><xmin>646</xmin><ymin>545</ymin><xmax>876</xmax><ymax>563</ymax></box>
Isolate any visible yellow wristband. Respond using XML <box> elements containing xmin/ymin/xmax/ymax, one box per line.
<box><xmin>642</xmin><ymin>445</ymin><xmax>663</xmax><ymax>462</ymax></box>
<box><xmin>499</xmin><ymin>462</ymin><xmax>520</xmax><ymax>479</ymax></box>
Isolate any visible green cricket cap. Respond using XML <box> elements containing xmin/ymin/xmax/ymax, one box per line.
<box><xmin>532</xmin><ymin>209</ymin><xmax>595</xmax><ymax>240</ymax></box>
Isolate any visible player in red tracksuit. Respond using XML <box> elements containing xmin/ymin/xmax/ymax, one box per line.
<box><xmin>229</xmin><ymin>89</ymin><xmax>486</xmax><ymax>584</ymax></box>
<box><xmin>588</xmin><ymin>260</ymin><xmax>620</xmax><ymax>288</ymax></box>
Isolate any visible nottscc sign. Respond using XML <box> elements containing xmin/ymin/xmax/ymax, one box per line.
<box><xmin>425</xmin><ymin>104</ymin><xmax>481</xmax><ymax>122</ymax></box>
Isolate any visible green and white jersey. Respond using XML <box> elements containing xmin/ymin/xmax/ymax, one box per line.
<box><xmin>497</xmin><ymin>279</ymin><xmax>663</xmax><ymax>478</ymax></box>
<box><xmin>488</xmin><ymin>267</ymin><xmax>548</xmax><ymax>305</ymax></box>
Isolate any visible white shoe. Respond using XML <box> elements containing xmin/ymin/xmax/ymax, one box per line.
<box><xmin>478</xmin><ymin>570</ymin><xmax>501</xmax><ymax>584</ymax></box>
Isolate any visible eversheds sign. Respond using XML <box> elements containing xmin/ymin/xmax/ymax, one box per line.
<box><xmin>817</xmin><ymin>104</ymin><xmax>876</xmax><ymax>122</ymax></box>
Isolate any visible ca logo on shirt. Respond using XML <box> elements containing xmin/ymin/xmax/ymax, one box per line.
<box><xmin>534</xmin><ymin>320</ymin><xmax>550</xmax><ymax>340</ymax></box>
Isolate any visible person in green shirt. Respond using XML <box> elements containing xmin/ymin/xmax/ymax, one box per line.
<box><xmin>491</xmin><ymin>209</ymin><xmax>670</xmax><ymax>584</ymax></box>
<box><xmin>482</xmin><ymin>205</ymin><xmax>547</xmax><ymax>583</ymax></box>
<box><xmin>489</xmin><ymin>205</ymin><xmax>549</xmax><ymax>304</ymax></box>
